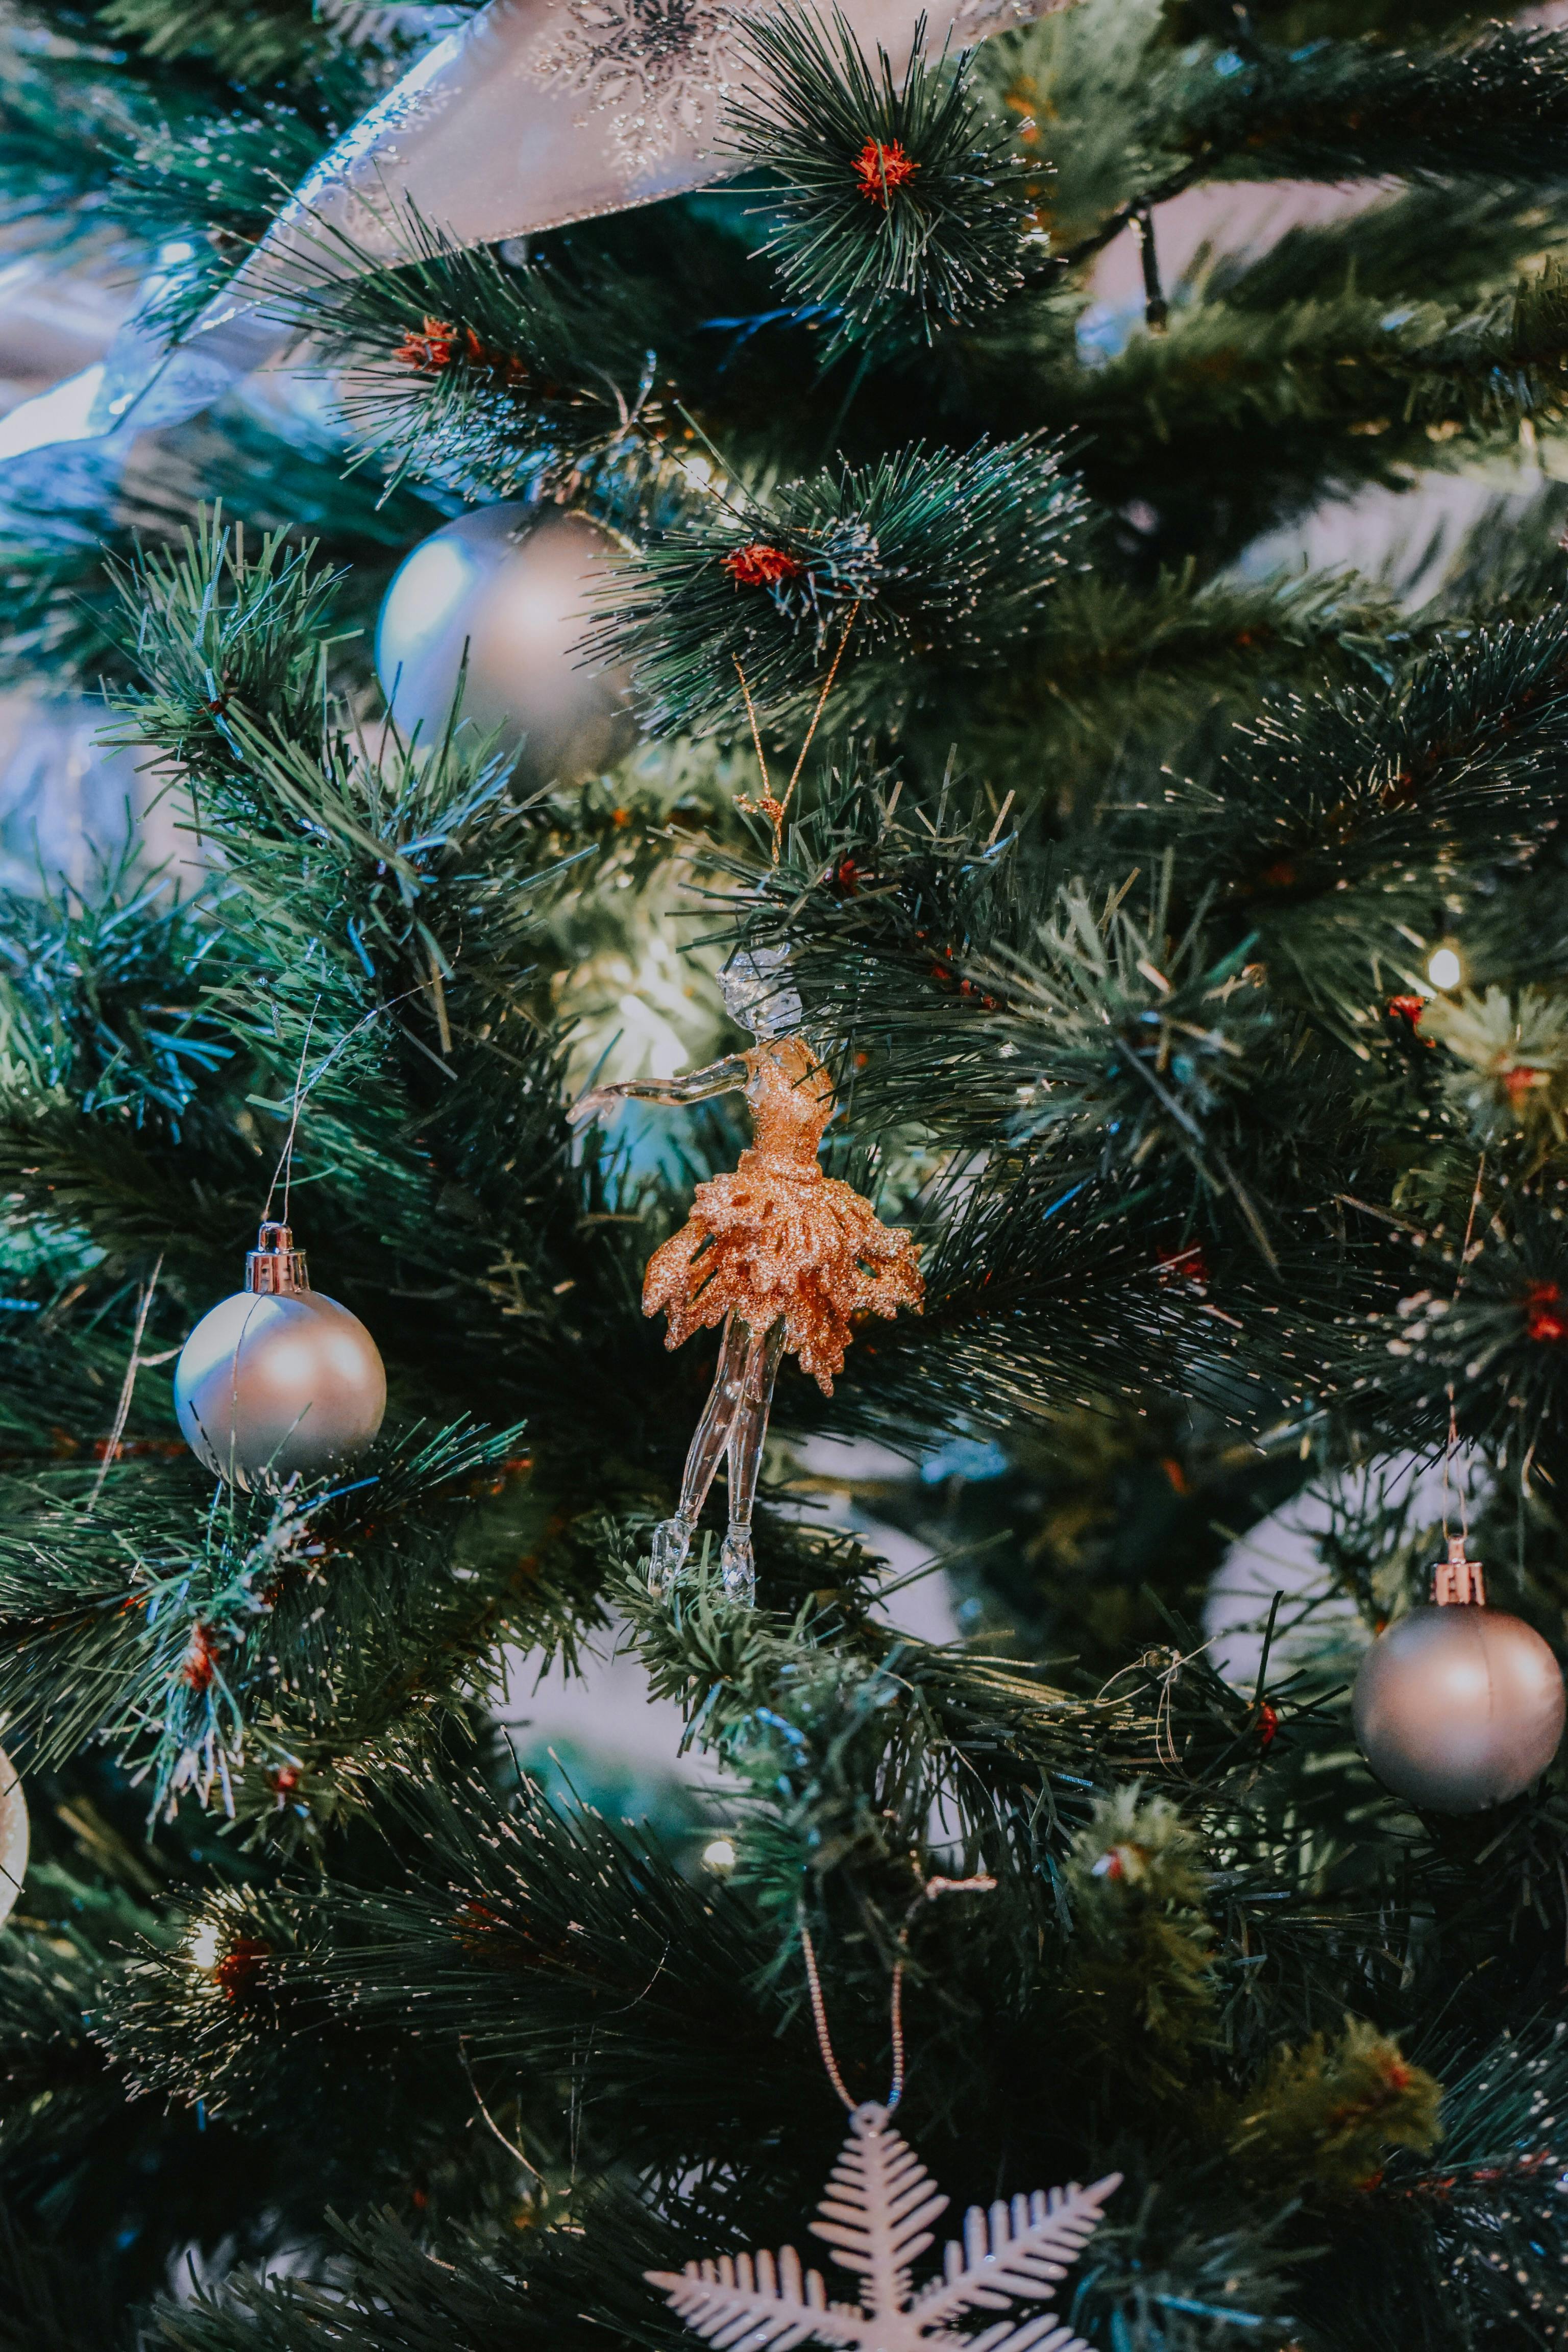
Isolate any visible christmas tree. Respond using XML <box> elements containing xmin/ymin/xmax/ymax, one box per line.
<box><xmin>5</xmin><ymin>0</ymin><xmax>1568</xmax><ymax>2343</ymax></box>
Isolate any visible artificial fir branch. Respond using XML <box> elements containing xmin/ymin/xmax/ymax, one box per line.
<box><xmin>589</xmin><ymin>436</ymin><xmax>1088</xmax><ymax>734</ymax></box>
<box><xmin>1060</xmin><ymin>1788</ymin><xmax>1219</xmax><ymax>2098</ymax></box>
<box><xmin>0</xmin><ymin>414</ymin><xmax>447</xmax><ymax>695</ymax></box>
<box><xmin>1230</xmin><ymin>2018</ymin><xmax>1442</xmax><ymax>2195</ymax></box>
<box><xmin>11</xmin><ymin>0</ymin><xmax>1568</xmax><ymax>2335</ymax></box>
<box><xmin>263</xmin><ymin>208</ymin><xmax>667</xmax><ymax>500</ymax></box>
<box><xmin>0</xmin><ymin>1423</ymin><xmax>553</xmax><ymax>1819</ymax></box>
<box><xmin>722</xmin><ymin>12</ymin><xmax>1034</xmax><ymax>356</ymax></box>
<box><xmin>1170</xmin><ymin>24</ymin><xmax>1568</xmax><ymax>189</ymax></box>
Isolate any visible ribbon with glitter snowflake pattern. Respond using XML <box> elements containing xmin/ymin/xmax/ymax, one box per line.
<box><xmin>0</xmin><ymin>0</ymin><xmax>1073</xmax><ymax>459</ymax></box>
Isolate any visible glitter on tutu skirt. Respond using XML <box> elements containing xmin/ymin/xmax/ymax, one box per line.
<box><xmin>644</xmin><ymin>1152</ymin><xmax>923</xmax><ymax>1393</ymax></box>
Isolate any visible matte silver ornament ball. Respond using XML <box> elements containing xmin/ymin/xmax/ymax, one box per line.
<box><xmin>1353</xmin><ymin>1538</ymin><xmax>1565</xmax><ymax>1812</ymax></box>
<box><xmin>175</xmin><ymin>1223</ymin><xmax>386</xmax><ymax>1492</ymax></box>
<box><xmin>375</xmin><ymin>504</ymin><xmax>632</xmax><ymax>779</ymax></box>
<box><xmin>0</xmin><ymin>1744</ymin><xmax>28</xmax><ymax>1929</ymax></box>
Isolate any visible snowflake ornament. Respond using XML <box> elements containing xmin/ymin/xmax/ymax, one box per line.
<box><xmin>528</xmin><ymin>0</ymin><xmax>755</xmax><ymax>164</ymax></box>
<box><xmin>647</xmin><ymin>2100</ymin><xmax>1120</xmax><ymax>2352</ymax></box>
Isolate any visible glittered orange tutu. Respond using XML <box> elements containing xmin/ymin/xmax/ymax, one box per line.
<box><xmin>643</xmin><ymin>1039</ymin><xmax>923</xmax><ymax>1394</ymax></box>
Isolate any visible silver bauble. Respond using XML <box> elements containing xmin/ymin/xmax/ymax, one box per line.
<box><xmin>1354</xmin><ymin>1549</ymin><xmax>1565</xmax><ymax>1812</ymax></box>
<box><xmin>375</xmin><ymin>505</ymin><xmax>631</xmax><ymax>778</ymax></box>
<box><xmin>175</xmin><ymin>1224</ymin><xmax>386</xmax><ymax>1492</ymax></box>
<box><xmin>0</xmin><ymin>1744</ymin><xmax>28</xmax><ymax>1929</ymax></box>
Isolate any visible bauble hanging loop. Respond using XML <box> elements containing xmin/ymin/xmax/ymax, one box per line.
<box><xmin>174</xmin><ymin>1222</ymin><xmax>386</xmax><ymax>1492</ymax></box>
<box><xmin>1353</xmin><ymin>1534</ymin><xmax>1565</xmax><ymax>1813</ymax></box>
<box><xmin>246</xmin><ymin>1219</ymin><xmax>310</xmax><ymax>1294</ymax></box>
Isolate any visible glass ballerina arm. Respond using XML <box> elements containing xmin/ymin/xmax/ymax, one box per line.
<box><xmin>567</xmin><ymin>1056</ymin><xmax>750</xmax><ymax>1128</ymax></box>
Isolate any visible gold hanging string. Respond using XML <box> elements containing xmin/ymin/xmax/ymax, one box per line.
<box><xmin>773</xmin><ymin>603</ymin><xmax>860</xmax><ymax>861</ymax></box>
<box><xmin>259</xmin><ymin>985</ymin><xmax>425</xmax><ymax>1231</ymax></box>
<box><xmin>1441</xmin><ymin>1152</ymin><xmax>1486</xmax><ymax>1548</ymax></box>
<box><xmin>797</xmin><ymin>1871</ymin><xmax>996</xmax><ymax>2116</ymax></box>
<box><xmin>733</xmin><ymin>603</ymin><xmax>862</xmax><ymax>865</ymax></box>
<box><xmin>88</xmin><ymin>1254</ymin><xmax>164</xmax><ymax>1513</ymax></box>
<box><xmin>734</xmin><ymin>654</ymin><xmax>772</xmax><ymax>805</ymax></box>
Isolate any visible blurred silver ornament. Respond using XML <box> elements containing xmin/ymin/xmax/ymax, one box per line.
<box><xmin>0</xmin><ymin>1744</ymin><xmax>28</xmax><ymax>1929</ymax></box>
<box><xmin>1353</xmin><ymin>1536</ymin><xmax>1565</xmax><ymax>1812</ymax></box>
<box><xmin>376</xmin><ymin>504</ymin><xmax>631</xmax><ymax>777</ymax></box>
<box><xmin>175</xmin><ymin>1222</ymin><xmax>386</xmax><ymax>1492</ymax></box>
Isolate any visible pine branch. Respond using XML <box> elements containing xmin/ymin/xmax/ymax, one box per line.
<box><xmin>1342</xmin><ymin>1187</ymin><xmax>1568</xmax><ymax>1462</ymax></box>
<box><xmin>158</xmin><ymin>2194</ymin><xmax>669</xmax><ymax>2352</ymax></box>
<box><xmin>0</xmin><ymin>1422</ymin><xmax>587</xmax><ymax>1826</ymax></box>
<box><xmin>589</xmin><ymin>437</ymin><xmax>1088</xmax><ymax>737</ymax></box>
<box><xmin>1012</xmin><ymin>259</ymin><xmax>1568</xmax><ymax>509</ymax></box>
<box><xmin>260</xmin><ymin>206</ymin><xmax>668</xmax><ymax>501</ymax></box>
<box><xmin>1056</xmin><ymin>1790</ymin><xmax>1219</xmax><ymax>2101</ymax></box>
<box><xmin>0</xmin><ymin>414</ymin><xmax>448</xmax><ymax>696</ymax></box>
<box><xmin>11</xmin><ymin>0</ymin><xmax>404</xmax><ymax>112</ymax></box>
<box><xmin>89</xmin><ymin>0</ymin><xmax>407</xmax><ymax>94</ymax></box>
<box><xmin>1172</xmin><ymin>25</ymin><xmax>1568</xmax><ymax>189</ymax></box>
<box><xmin>1230</xmin><ymin>2019</ymin><xmax>1441</xmax><ymax>2196</ymax></box>
<box><xmin>0</xmin><ymin>2204</ymin><xmax>131</xmax><ymax>2352</ymax></box>
<box><xmin>110</xmin><ymin>1769</ymin><xmax>800</xmax><ymax>2151</ymax></box>
<box><xmin>1154</xmin><ymin>607</ymin><xmax>1568</xmax><ymax>986</ymax></box>
<box><xmin>955</xmin><ymin>564</ymin><xmax>1404</xmax><ymax>775</ymax></box>
<box><xmin>0</xmin><ymin>859</ymin><xmax>230</xmax><ymax>1138</ymax></box>
<box><xmin>104</xmin><ymin>511</ymin><xmax>348</xmax><ymax>775</ymax></box>
<box><xmin>1386</xmin><ymin>2020</ymin><xmax>1568</xmax><ymax>2340</ymax></box>
<box><xmin>722</xmin><ymin>11</ymin><xmax>1034</xmax><ymax>358</ymax></box>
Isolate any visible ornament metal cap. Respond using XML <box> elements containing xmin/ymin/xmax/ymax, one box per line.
<box><xmin>244</xmin><ymin>1221</ymin><xmax>309</xmax><ymax>1296</ymax></box>
<box><xmin>1432</xmin><ymin>1532</ymin><xmax>1486</xmax><ymax>1607</ymax></box>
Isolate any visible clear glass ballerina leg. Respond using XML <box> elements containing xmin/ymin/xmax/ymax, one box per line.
<box><xmin>718</xmin><ymin>1319</ymin><xmax>785</xmax><ymax>1605</ymax></box>
<box><xmin>648</xmin><ymin>1313</ymin><xmax>758</xmax><ymax>1595</ymax></box>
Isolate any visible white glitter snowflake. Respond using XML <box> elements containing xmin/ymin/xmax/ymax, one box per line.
<box><xmin>647</xmin><ymin>2100</ymin><xmax>1120</xmax><ymax>2352</ymax></box>
<box><xmin>528</xmin><ymin>0</ymin><xmax>753</xmax><ymax>164</ymax></box>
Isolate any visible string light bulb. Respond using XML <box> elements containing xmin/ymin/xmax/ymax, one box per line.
<box><xmin>189</xmin><ymin>1918</ymin><xmax>223</xmax><ymax>1971</ymax></box>
<box><xmin>701</xmin><ymin>1836</ymin><xmax>737</xmax><ymax>1873</ymax></box>
<box><xmin>1427</xmin><ymin>943</ymin><xmax>1463</xmax><ymax>992</ymax></box>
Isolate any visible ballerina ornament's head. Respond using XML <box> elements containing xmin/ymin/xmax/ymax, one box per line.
<box><xmin>718</xmin><ymin>944</ymin><xmax>803</xmax><ymax>1042</ymax></box>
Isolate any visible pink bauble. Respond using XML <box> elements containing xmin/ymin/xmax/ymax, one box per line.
<box><xmin>1353</xmin><ymin>1604</ymin><xmax>1565</xmax><ymax>1813</ymax></box>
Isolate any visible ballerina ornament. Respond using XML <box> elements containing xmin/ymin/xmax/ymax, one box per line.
<box><xmin>571</xmin><ymin>947</ymin><xmax>923</xmax><ymax>1605</ymax></box>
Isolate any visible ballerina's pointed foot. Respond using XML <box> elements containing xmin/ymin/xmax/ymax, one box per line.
<box><xmin>719</xmin><ymin>1526</ymin><xmax>755</xmax><ymax>1608</ymax></box>
<box><xmin>649</xmin><ymin>1515</ymin><xmax>692</xmax><ymax>1595</ymax></box>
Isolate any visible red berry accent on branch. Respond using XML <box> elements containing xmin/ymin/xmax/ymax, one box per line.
<box><xmin>1156</xmin><ymin>1243</ymin><xmax>1210</xmax><ymax>1287</ymax></box>
<box><xmin>1387</xmin><ymin>995</ymin><xmax>1426</xmax><ymax>1024</ymax></box>
<box><xmin>181</xmin><ymin>1622</ymin><xmax>220</xmax><ymax>1692</ymax></box>
<box><xmin>393</xmin><ymin>315</ymin><xmax>467</xmax><ymax>370</ymax></box>
<box><xmin>851</xmin><ymin>137</ymin><xmax>919</xmax><ymax>205</ymax></box>
<box><xmin>453</xmin><ymin>1898</ymin><xmax>506</xmax><ymax>1955</ymax></box>
<box><xmin>216</xmin><ymin>1936</ymin><xmax>271</xmax><ymax>2003</ymax></box>
<box><xmin>393</xmin><ymin>315</ymin><xmax>529</xmax><ymax>383</ymax></box>
<box><xmin>1524</xmin><ymin>1280</ymin><xmax>1567</xmax><ymax>1343</ymax></box>
<box><xmin>1257</xmin><ymin>1702</ymin><xmax>1279</xmax><ymax>1751</ymax></box>
<box><xmin>722</xmin><ymin>543</ymin><xmax>806</xmax><ymax>590</ymax></box>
